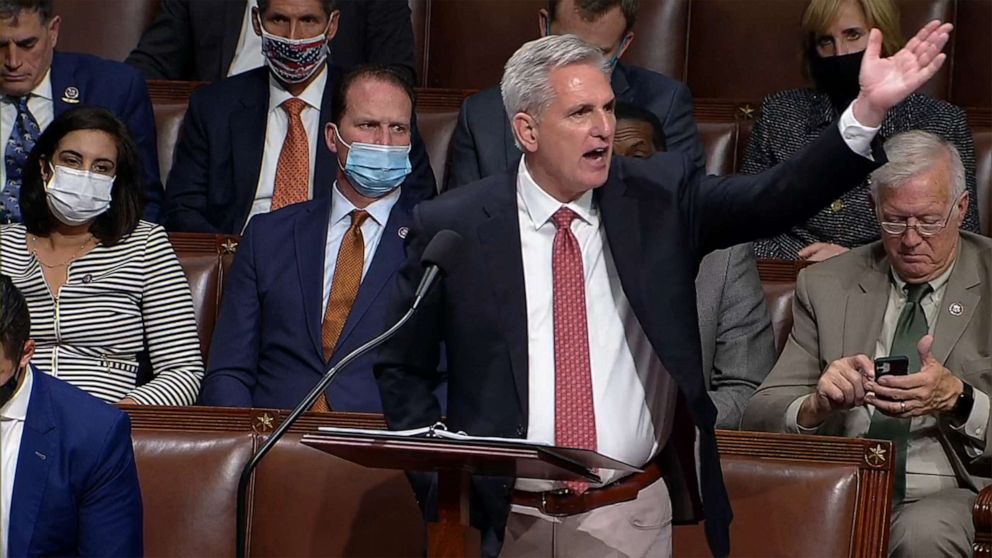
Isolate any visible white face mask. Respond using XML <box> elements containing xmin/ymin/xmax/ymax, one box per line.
<box><xmin>44</xmin><ymin>165</ymin><xmax>115</xmax><ymax>226</ymax></box>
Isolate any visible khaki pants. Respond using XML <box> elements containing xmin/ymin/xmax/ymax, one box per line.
<box><xmin>889</xmin><ymin>487</ymin><xmax>976</xmax><ymax>558</ymax></box>
<box><xmin>501</xmin><ymin>477</ymin><xmax>672</xmax><ymax>558</ymax></box>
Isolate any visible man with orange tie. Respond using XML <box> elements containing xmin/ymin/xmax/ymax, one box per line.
<box><xmin>163</xmin><ymin>0</ymin><xmax>434</xmax><ymax>234</ymax></box>
<box><xmin>200</xmin><ymin>64</ymin><xmax>425</xmax><ymax>412</ymax></box>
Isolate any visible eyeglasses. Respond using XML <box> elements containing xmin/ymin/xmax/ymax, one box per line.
<box><xmin>878</xmin><ymin>197</ymin><xmax>960</xmax><ymax>237</ymax></box>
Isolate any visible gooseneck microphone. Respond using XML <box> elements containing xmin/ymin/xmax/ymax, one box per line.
<box><xmin>235</xmin><ymin>229</ymin><xmax>463</xmax><ymax>558</ymax></box>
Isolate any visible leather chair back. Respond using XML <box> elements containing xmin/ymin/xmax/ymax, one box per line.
<box><xmin>673</xmin><ymin>431</ymin><xmax>894</xmax><ymax>557</ymax></box>
<box><xmin>51</xmin><ymin>0</ymin><xmax>160</xmax><ymax>62</ymax></box>
<box><xmin>417</xmin><ymin>110</ymin><xmax>460</xmax><ymax>191</ymax></box>
<box><xmin>622</xmin><ymin>0</ymin><xmax>691</xmax><ymax>81</ymax></box>
<box><xmin>970</xmin><ymin>114</ymin><xmax>992</xmax><ymax>235</ymax></box>
<box><xmin>951</xmin><ymin>0</ymin><xmax>992</xmax><ymax>108</ymax></box>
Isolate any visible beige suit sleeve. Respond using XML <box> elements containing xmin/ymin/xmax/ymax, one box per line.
<box><xmin>742</xmin><ymin>269</ymin><xmax>825</xmax><ymax>432</ymax></box>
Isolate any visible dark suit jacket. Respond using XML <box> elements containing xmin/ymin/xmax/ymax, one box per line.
<box><xmin>125</xmin><ymin>0</ymin><xmax>416</xmax><ymax>83</ymax></box>
<box><xmin>7</xmin><ymin>367</ymin><xmax>143</xmax><ymax>556</ymax></box>
<box><xmin>162</xmin><ymin>65</ymin><xmax>435</xmax><ymax>234</ymax></box>
<box><xmin>50</xmin><ymin>52</ymin><xmax>163</xmax><ymax>221</ymax></box>
<box><xmin>445</xmin><ymin>62</ymin><xmax>705</xmax><ymax>190</ymax></box>
<box><xmin>375</xmin><ymin>124</ymin><xmax>884</xmax><ymax>557</ymax></box>
<box><xmin>200</xmin><ymin>185</ymin><xmax>417</xmax><ymax>412</ymax></box>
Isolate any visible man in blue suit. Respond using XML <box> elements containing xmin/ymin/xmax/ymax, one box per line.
<box><xmin>0</xmin><ymin>275</ymin><xmax>142</xmax><ymax>556</ymax></box>
<box><xmin>445</xmin><ymin>0</ymin><xmax>704</xmax><ymax>190</ymax></box>
<box><xmin>0</xmin><ymin>0</ymin><xmax>163</xmax><ymax>222</ymax></box>
<box><xmin>201</xmin><ymin>65</ymin><xmax>424</xmax><ymax>412</ymax></box>
<box><xmin>163</xmin><ymin>0</ymin><xmax>434</xmax><ymax>235</ymax></box>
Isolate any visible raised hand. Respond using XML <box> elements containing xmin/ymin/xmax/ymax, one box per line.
<box><xmin>853</xmin><ymin>20</ymin><xmax>953</xmax><ymax>127</ymax></box>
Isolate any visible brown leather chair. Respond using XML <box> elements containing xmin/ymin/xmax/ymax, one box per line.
<box><xmin>51</xmin><ymin>0</ymin><xmax>160</xmax><ymax>62</ymax></box>
<box><xmin>674</xmin><ymin>431</ymin><xmax>895</xmax><ymax>557</ymax></box>
<box><xmin>126</xmin><ymin>406</ymin><xmax>424</xmax><ymax>557</ymax></box>
<box><xmin>756</xmin><ymin>259</ymin><xmax>810</xmax><ymax>356</ymax></box>
<box><xmin>621</xmin><ymin>0</ymin><xmax>690</xmax><ymax>81</ymax></box>
<box><xmin>417</xmin><ymin>110</ymin><xmax>460</xmax><ymax>191</ymax></box>
<box><xmin>969</xmin><ymin>111</ymin><xmax>992</xmax><ymax>235</ymax></box>
<box><xmin>420</xmin><ymin>0</ymin><xmax>543</xmax><ymax>89</ymax></box>
<box><xmin>685</xmin><ymin>0</ymin><xmax>953</xmax><ymax>102</ymax></box>
<box><xmin>168</xmin><ymin>233</ymin><xmax>240</xmax><ymax>362</ymax></box>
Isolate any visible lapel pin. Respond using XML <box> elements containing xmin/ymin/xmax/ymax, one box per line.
<box><xmin>397</xmin><ymin>226</ymin><xmax>409</xmax><ymax>239</ymax></box>
<box><xmin>948</xmin><ymin>302</ymin><xmax>964</xmax><ymax>316</ymax></box>
<box><xmin>61</xmin><ymin>86</ymin><xmax>80</xmax><ymax>104</ymax></box>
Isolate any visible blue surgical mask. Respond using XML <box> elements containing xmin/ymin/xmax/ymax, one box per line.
<box><xmin>333</xmin><ymin>126</ymin><xmax>411</xmax><ymax>197</ymax></box>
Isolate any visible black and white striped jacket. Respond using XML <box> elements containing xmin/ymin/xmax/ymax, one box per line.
<box><xmin>0</xmin><ymin>221</ymin><xmax>204</xmax><ymax>405</ymax></box>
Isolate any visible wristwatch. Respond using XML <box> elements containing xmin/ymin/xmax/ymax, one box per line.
<box><xmin>950</xmin><ymin>381</ymin><xmax>975</xmax><ymax>427</ymax></box>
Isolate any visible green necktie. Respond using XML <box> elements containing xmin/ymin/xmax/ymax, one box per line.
<box><xmin>867</xmin><ymin>282</ymin><xmax>931</xmax><ymax>502</ymax></box>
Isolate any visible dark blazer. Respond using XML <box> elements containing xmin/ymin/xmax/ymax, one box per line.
<box><xmin>7</xmin><ymin>367</ymin><xmax>143</xmax><ymax>556</ymax></box>
<box><xmin>375</xmin><ymin>124</ymin><xmax>884</xmax><ymax>557</ymax></box>
<box><xmin>445</xmin><ymin>62</ymin><xmax>705</xmax><ymax>190</ymax></box>
<box><xmin>51</xmin><ymin>52</ymin><xmax>163</xmax><ymax>221</ymax></box>
<box><xmin>162</xmin><ymin>65</ymin><xmax>435</xmax><ymax>234</ymax></box>
<box><xmin>125</xmin><ymin>0</ymin><xmax>416</xmax><ymax>83</ymax></box>
<box><xmin>200</xmin><ymin>185</ymin><xmax>418</xmax><ymax>412</ymax></box>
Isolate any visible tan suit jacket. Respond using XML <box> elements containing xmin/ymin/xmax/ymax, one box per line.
<box><xmin>743</xmin><ymin>232</ymin><xmax>992</xmax><ymax>490</ymax></box>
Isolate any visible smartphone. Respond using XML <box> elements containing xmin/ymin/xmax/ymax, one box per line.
<box><xmin>874</xmin><ymin>356</ymin><xmax>910</xmax><ymax>378</ymax></box>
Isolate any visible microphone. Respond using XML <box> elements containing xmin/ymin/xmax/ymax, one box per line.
<box><xmin>235</xmin><ymin>229</ymin><xmax>463</xmax><ymax>558</ymax></box>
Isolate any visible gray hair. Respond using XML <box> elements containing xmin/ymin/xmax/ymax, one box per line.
<box><xmin>500</xmin><ymin>34</ymin><xmax>609</xmax><ymax>129</ymax></box>
<box><xmin>870</xmin><ymin>130</ymin><xmax>966</xmax><ymax>201</ymax></box>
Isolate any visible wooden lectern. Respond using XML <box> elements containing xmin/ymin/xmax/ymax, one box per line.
<box><xmin>302</xmin><ymin>430</ymin><xmax>638</xmax><ymax>558</ymax></box>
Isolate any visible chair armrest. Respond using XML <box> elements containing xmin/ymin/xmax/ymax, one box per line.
<box><xmin>975</xmin><ymin>483</ymin><xmax>992</xmax><ymax>558</ymax></box>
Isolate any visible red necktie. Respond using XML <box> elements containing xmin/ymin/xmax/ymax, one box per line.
<box><xmin>551</xmin><ymin>207</ymin><xmax>597</xmax><ymax>494</ymax></box>
<box><xmin>271</xmin><ymin>98</ymin><xmax>310</xmax><ymax>211</ymax></box>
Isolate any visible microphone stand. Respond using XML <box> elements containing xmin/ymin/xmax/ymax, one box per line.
<box><xmin>234</xmin><ymin>304</ymin><xmax>417</xmax><ymax>557</ymax></box>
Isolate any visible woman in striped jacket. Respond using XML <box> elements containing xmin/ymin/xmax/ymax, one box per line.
<box><xmin>0</xmin><ymin>107</ymin><xmax>203</xmax><ymax>405</ymax></box>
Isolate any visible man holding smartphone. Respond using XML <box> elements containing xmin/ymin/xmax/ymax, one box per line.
<box><xmin>743</xmin><ymin>130</ymin><xmax>990</xmax><ymax>557</ymax></box>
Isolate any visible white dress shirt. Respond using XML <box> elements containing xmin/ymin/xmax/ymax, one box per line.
<box><xmin>515</xmin><ymin>160</ymin><xmax>677</xmax><ymax>492</ymax></box>
<box><xmin>321</xmin><ymin>182</ymin><xmax>400</xmax><ymax>313</ymax></box>
<box><xmin>227</xmin><ymin>0</ymin><xmax>265</xmax><ymax>77</ymax></box>
<box><xmin>0</xmin><ymin>71</ymin><xmax>54</xmax><ymax>189</ymax></box>
<box><xmin>1</xmin><ymin>366</ymin><xmax>33</xmax><ymax>558</ymax></box>
<box><xmin>244</xmin><ymin>66</ymin><xmax>327</xmax><ymax>231</ymax></box>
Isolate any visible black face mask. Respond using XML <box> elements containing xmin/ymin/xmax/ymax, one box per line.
<box><xmin>809</xmin><ymin>49</ymin><xmax>865</xmax><ymax>111</ymax></box>
<box><xmin>0</xmin><ymin>364</ymin><xmax>23</xmax><ymax>408</ymax></box>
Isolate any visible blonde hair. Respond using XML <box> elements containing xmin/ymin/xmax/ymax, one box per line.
<box><xmin>800</xmin><ymin>0</ymin><xmax>905</xmax><ymax>76</ymax></box>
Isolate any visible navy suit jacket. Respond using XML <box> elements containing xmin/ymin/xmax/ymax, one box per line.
<box><xmin>376</xmin><ymin>125</ymin><xmax>884</xmax><ymax>557</ymax></box>
<box><xmin>50</xmin><ymin>52</ymin><xmax>163</xmax><ymax>221</ymax></box>
<box><xmin>126</xmin><ymin>0</ymin><xmax>415</xmax><ymax>83</ymax></box>
<box><xmin>445</xmin><ymin>62</ymin><xmax>705</xmax><ymax>190</ymax></box>
<box><xmin>200</xmin><ymin>184</ymin><xmax>418</xmax><ymax>412</ymax></box>
<box><xmin>7</xmin><ymin>368</ymin><xmax>143</xmax><ymax>556</ymax></box>
<box><xmin>163</xmin><ymin>65</ymin><xmax>435</xmax><ymax>234</ymax></box>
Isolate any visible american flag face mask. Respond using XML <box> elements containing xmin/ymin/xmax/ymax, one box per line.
<box><xmin>258</xmin><ymin>17</ymin><xmax>330</xmax><ymax>84</ymax></box>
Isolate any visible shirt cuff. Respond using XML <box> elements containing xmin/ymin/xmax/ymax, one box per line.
<box><xmin>837</xmin><ymin>102</ymin><xmax>881</xmax><ymax>161</ymax></box>
<box><xmin>949</xmin><ymin>387</ymin><xmax>989</xmax><ymax>455</ymax></box>
<box><xmin>785</xmin><ymin>395</ymin><xmax>822</xmax><ymax>434</ymax></box>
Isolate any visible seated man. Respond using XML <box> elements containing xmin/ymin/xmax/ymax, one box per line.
<box><xmin>0</xmin><ymin>274</ymin><xmax>142</xmax><ymax>556</ymax></box>
<box><xmin>743</xmin><ymin>131</ymin><xmax>990</xmax><ymax>557</ymax></box>
<box><xmin>200</xmin><ymin>65</ymin><xmax>424</xmax><ymax>413</ymax></box>
<box><xmin>0</xmin><ymin>0</ymin><xmax>162</xmax><ymax>222</ymax></box>
<box><xmin>445</xmin><ymin>0</ymin><xmax>704</xmax><ymax>190</ymax></box>
<box><xmin>614</xmin><ymin>102</ymin><xmax>776</xmax><ymax>428</ymax></box>
<box><xmin>163</xmin><ymin>0</ymin><xmax>434</xmax><ymax>235</ymax></box>
<box><xmin>126</xmin><ymin>0</ymin><xmax>415</xmax><ymax>83</ymax></box>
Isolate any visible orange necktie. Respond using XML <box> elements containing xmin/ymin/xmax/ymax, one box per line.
<box><xmin>311</xmin><ymin>210</ymin><xmax>370</xmax><ymax>412</ymax></box>
<box><xmin>271</xmin><ymin>98</ymin><xmax>310</xmax><ymax>211</ymax></box>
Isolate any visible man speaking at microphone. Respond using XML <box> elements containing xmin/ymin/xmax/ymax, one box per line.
<box><xmin>375</xmin><ymin>23</ymin><xmax>952</xmax><ymax>558</ymax></box>
<box><xmin>201</xmin><ymin>65</ymin><xmax>426</xmax><ymax>413</ymax></box>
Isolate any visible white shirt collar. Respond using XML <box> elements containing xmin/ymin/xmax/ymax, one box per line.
<box><xmin>516</xmin><ymin>158</ymin><xmax>596</xmax><ymax>231</ymax></box>
<box><xmin>267</xmin><ymin>64</ymin><xmax>327</xmax><ymax>113</ymax></box>
<box><xmin>2</xmin><ymin>70</ymin><xmax>51</xmax><ymax>103</ymax></box>
<box><xmin>0</xmin><ymin>365</ymin><xmax>32</xmax><ymax>423</ymax></box>
<box><xmin>330</xmin><ymin>180</ymin><xmax>400</xmax><ymax>228</ymax></box>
